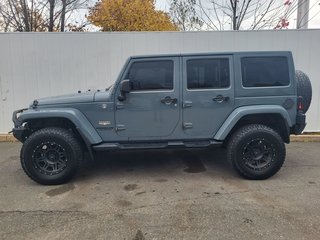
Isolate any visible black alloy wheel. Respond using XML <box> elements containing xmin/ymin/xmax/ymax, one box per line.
<box><xmin>32</xmin><ymin>142</ymin><xmax>68</xmax><ymax>176</ymax></box>
<box><xmin>242</xmin><ymin>138</ymin><xmax>275</xmax><ymax>171</ymax></box>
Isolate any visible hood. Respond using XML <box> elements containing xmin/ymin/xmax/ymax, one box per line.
<box><xmin>33</xmin><ymin>91</ymin><xmax>96</xmax><ymax>106</ymax></box>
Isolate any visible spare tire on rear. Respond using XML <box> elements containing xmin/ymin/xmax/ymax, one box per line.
<box><xmin>295</xmin><ymin>70</ymin><xmax>312</xmax><ymax>113</ymax></box>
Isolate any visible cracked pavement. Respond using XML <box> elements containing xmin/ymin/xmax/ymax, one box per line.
<box><xmin>0</xmin><ymin>142</ymin><xmax>320</xmax><ymax>240</ymax></box>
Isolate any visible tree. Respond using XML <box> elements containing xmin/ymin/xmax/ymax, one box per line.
<box><xmin>87</xmin><ymin>0</ymin><xmax>178</xmax><ymax>31</ymax></box>
<box><xmin>0</xmin><ymin>0</ymin><xmax>89</xmax><ymax>32</ymax></box>
<box><xmin>0</xmin><ymin>0</ymin><xmax>47</xmax><ymax>31</ymax></box>
<box><xmin>168</xmin><ymin>0</ymin><xmax>317</xmax><ymax>30</ymax></box>
<box><xmin>169</xmin><ymin>0</ymin><xmax>203</xmax><ymax>30</ymax></box>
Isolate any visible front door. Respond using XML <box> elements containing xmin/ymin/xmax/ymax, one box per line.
<box><xmin>182</xmin><ymin>55</ymin><xmax>234</xmax><ymax>139</ymax></box>
<box><xmin>115</xmin><ymin>57</ymin><xmax>180</xmax><ymax>140</ymax></box>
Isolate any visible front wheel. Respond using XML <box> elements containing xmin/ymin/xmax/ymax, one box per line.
<box><xmin>20</xmin><ymin>127</ymin><xmax>82</xmax><ymax>185</ymax></box>
<box><xmin>227</xmin><ymin>124</ymin><xmax>285</xmax><ymax>180</ymax></box>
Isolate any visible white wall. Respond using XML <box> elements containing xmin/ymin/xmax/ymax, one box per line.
<box><xmin>0</xmin><ymin>30</ymin><xmax>319</xmax><ymax>133</ymax></box>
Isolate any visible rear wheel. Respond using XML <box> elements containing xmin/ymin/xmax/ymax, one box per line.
<box><xmin>21</xmin><ymin>127</ymin><xmax>82</xmax><ymax>185</ymax></box>
<box><xmin>227</xmin><ymin>124</ymin><xmax>285</xmax><ymax>180</ymax></box>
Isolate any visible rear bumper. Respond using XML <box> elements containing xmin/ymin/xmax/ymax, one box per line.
<box><xmin>291</xmin><ymin>112</ymin><xmax>306</xmax><ymax>135</ymax></box>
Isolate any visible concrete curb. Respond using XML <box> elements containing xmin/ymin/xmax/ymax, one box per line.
<box><xmin>1</xmin><ymin>134</ymin><xmax>320</xmax><ymax>143</ymax></box>
<box><xmin>0</xmin><ymin>134</ymin><xmax>18</xmax><ymax>142</ymax></box>
<box><xmin>290</xmin><ymin>135</ymin><xmax>320</xmax><ymax>142</ymax></box>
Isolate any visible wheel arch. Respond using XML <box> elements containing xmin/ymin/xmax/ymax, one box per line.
<box><xmin>214</xmin><ymin>106</ymin><xmax>292</xmax><ymax>144</ymax></box>
<box><xmin>18</xmin><ymin>108</ymin><xmax>102</xmax><ymax>144</ymax></box>
<box><xmin>16</xmin><ymin>109</ymin><xmax>102</xmax><ymax>160</ymax></box>
<box><xmin>25</xmin><ymin>117</ymin><xmax>85</xmax><ymax>145</ymax></box>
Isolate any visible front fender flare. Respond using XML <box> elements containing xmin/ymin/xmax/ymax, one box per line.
<box><xmin>214</xmin><ymin>105</ymin><xmax>292</xmax><ymax>141</ymax></box>
<box><xmin>17</xmin><ymin>108</ymin><xmax>102</xmax><ymax>145</ymax></box>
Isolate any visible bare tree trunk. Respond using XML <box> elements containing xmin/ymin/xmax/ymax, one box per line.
<box><xmin>229</xmin><ymin>0</ymin><xmax>237</xmax><ymax>30</ymax></box>
<box><xmin>48</xmin><ymin>0</ymin><xmax>55</xmax><ymax>31</ymax></box>
<box><xmin>60</xmin><ymin>0</ymin><xmax>67</xmax><ymax>32</ymax></box>
<box><xmin>30</xmin><ymin>0</ymin><xmax>34</xmax><ymax>31</ymax></box>
<box><xmin>20</xmin><ymin>0</ymin><xmax>30</xmax><ymax>31</ymax></box>
<box><xmin>6</xmin><ymin>0</ymin><xmax>23</xmax><ymax>31</ymax></box>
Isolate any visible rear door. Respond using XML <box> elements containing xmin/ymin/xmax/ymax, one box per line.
<box><xmin>182</xmin><ymin>55</ymin><xmax>234</xmax><ymax>138</ymax></box>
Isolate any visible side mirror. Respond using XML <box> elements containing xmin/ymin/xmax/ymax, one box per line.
<box><xmin>120</xmin><ymin>79</ymin><xmax>131</xmax><ymax>93</ymax></box>
<box><xmin>118</xmin><ymin>79</ymin><xmax>131</xmax><ymax>101</ymax></box>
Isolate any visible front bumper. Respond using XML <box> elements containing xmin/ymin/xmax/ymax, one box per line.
<box><xmin>12</xmin><ymin>126</ymin><xmax>28</xmax><ymax>142</ymax></box>
<box><xmin>12</xmin><ymin>108</ymin><xmax>28</xmax><ymax>142</ymax></box>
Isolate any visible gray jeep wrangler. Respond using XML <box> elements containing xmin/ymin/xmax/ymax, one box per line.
<box><xmin>12</xmin><ymin>51</ymin><xmax>312</xmax><ymax>185</ymax></box>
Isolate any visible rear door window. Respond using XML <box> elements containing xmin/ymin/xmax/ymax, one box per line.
<box><xmin>187</xmin><ymin>58</ymin><xmax>230</xmax><ymax>89</ymax></box>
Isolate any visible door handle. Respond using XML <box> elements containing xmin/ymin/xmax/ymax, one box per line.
<box><xmin>161</xmin><ymin>96</ymin><xmax>178</xmax><ymax>105</ymax></box>
<box><xmin>213</xmin><ymin>95</ymin><xmax>229</xmax><ymax>103</ymax></box>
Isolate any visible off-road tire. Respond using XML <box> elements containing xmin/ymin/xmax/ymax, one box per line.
<box><xmin>295</xmin><ymin>70</ymin><xmax>312</xmax><ymax>114</ymax></box>
<box><xmin>21</xmin><ymin>127</ymin><xmax>82</xmax><ymax>185</ymax></box>
<box><xmin>227</xmin><ymin>124</ymin><xmax>285</xmax><ymax>180</ymax></box>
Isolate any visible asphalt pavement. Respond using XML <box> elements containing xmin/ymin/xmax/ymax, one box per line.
<box><xmin>0</xmin><ymin>142</ymin><xmax>320</xmax><ymax>240</ymax></box>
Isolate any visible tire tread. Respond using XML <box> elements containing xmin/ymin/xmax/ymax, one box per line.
<box><xmin>227</xmin><ymin>124</ymin><xmax>286</xmax><ymax>180</ymax></box>
<box><xmin>20</xmin><ymin>127</ymin><xmax>82</xmax><ymax>185</ymax></box>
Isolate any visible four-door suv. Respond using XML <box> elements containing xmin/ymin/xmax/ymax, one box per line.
<box><xmin>12</xmin><ymin>51</ymin><xmax>312</xmax><ymax>185</ymax></box>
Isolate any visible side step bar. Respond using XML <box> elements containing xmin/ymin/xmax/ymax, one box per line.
<box><xmin>92</xmin><ymin>140</ymin><xmax>222</xmax><ymax>151</ymax></box>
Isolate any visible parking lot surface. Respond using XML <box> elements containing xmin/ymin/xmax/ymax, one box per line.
<box><xmin>0</xmin><ymin>142</ymin><xmax>320</xmax><ymax>240</ymax></box>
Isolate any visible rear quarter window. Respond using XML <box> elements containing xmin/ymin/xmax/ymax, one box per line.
<box><xmin>241</xmin><ymin>57</ymin><xmax>290</xmax><ymax>87</ymax></box>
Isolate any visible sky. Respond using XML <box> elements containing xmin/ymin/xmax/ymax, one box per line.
<box><xmin>155</xmin><ymin>0</ymin><xmax>320</xmax><ymax>29</ymax></box>
<box><xmin>306</xmin><ymin>0</ymin><xmax>320</xmax><ymax>27</ymax></box>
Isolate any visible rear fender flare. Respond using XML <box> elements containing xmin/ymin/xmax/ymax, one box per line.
<box><xmin>214</xmin><ymin>105</ymin><xmax>292</xmax><ymax>141</ymax></box>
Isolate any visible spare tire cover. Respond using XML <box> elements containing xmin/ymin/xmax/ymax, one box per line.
<box><xmin>295</xmin><ymin>70</ymin><xmax>312</xmax><ymax>113</ymax></box>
